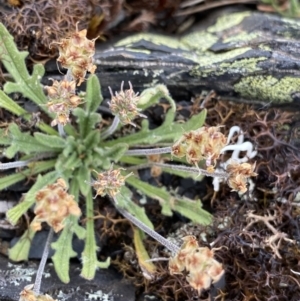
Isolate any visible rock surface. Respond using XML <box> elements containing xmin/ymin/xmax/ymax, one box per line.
<box><xmin>0</xmin><ymin>255</ymin><xmax>135</xmax><ymax>301</ymax></box>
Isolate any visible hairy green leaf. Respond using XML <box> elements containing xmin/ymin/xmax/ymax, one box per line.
<box><xmin>115</xmin><ymin>186</ymin><xmax>154</xmax><ymax>229</ymax></box>
<box><xmin>80</xmin><ymin>191</ymin><xmax>110</xmax><ymax>280</ymax></box>
<box><xmin>51</xmin><ymin>216</ymin><xmax>80</xmax><ymax>283</ymax></box>
<box><xmin>0</xmin><ymin>159</ymin><xmax>56</xmax><ymax>190</ymax></box>
<box><xmin>6</xmin><ymin>168</ymin><xmax>58</xmax><ymax>225</ymax></box>
<box><xmin>102</xmin><ymin>109</ymin><xmax>207</xmax><ymax>147</ymax></box>
<box><xmin>73</xmin><ymin>107</ymin><xmax>101</xmax><ymax>138</ymax></box>
<box><xmin>9</xmin><ymin>227</ymin><xmax>36</xmax><ymax>262</ymax></box>
<box><xmin>5</xmin><ymin>123</ymin><xmax>60</xmax><ymax>158</ymax></box>
<box><xmin>34</xmin><ymin>132</ymin><xmax>66</xmax><ymax>149</ymax></box>
<box><xmin>125</xmin><ymin>175</ymin><xmax>212</xmax><ymax>224</ymax></box>
<box><xmin>85</xmin><ymin>74</ymin><xmax>103</xmax><ymax>113</ymax></box>
<box><xmin>0</xmin><ymin>90</ymin><xmax>27</xmax><ymax>116</ymax></box>
<box><xmin>0</xmin><ymin>23</ymin><xmax>47</xmax><ymax>106</ymax></box>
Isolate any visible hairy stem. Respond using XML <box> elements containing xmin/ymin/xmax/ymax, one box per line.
<box><xmin>125</xmin><ymin>146</ymin><xmax>172</xmax><ymax>156</ymax></box>
<box><xmin>150</xmin><ymin>162</ymin><xmax>229</xmax><ymax>178</ymax></box>
<box><xmin>57</xmin><ymin>123</ymin><xmax>66</xmax><ymax>138</ymax></box>
<box><xmin>33</xmin><ymin>228</ymin><xmax>54</xmax><ymax>295</ymax></box>
<box><xmin>101</xmin><ymin>115</ymin><xmax>120</xmax><ymax>140</ymax></box>
<box><xmin>115</xmin><ymin>202</ymin><xmax>180</xmax><ymax>255</ymax></box>
<box><xmin>0</xmin><ymin>160</ymin><xmax>29</xmax><ymax>170</ymax></box>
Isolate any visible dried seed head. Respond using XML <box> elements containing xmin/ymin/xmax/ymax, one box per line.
<box><xmin>172</xmin><ymin>126</ymin><xmax>227</xmax><ymax>170</ymax></box>
<box><xmin>19</xmin><ymin>285</ymin><xmax>57</xmax><ymax>301</ymax></box>
<box><xmin>108</xmin><ymin>81</ymin><xmax>146</xmax><ymax>126</ymax></box>
<box><xmin>226</xmin><ymin>161</ymin><xmax>257</xmax><ymax>193</ymax></box>
<box><xmin>168</xmin><ymin>235</ymin><xmax>224</xmax><ymax>295</ymax></box>
<box><xmin>31</xmin><ymin>179</ymin><xmax>81</xmax><ymax>233</ymax></box>
<box><xmin>186</xmin><ymin>271</ymin><xmax>212</xmax><ymax>295</ymax></box>
<box><xmin>45</xmin><ymin>79</ymin><xmax>83</xmax><ymax>126</ymax></box>
<box><xmin>91</xmin><ymin>168</ymin><xmax>132</xmax><ymax>198</ymax></box>
<box><xmin>51</xmin><ymin>27</ymin><xmax>97</xmax><ymax>85</ymax></box>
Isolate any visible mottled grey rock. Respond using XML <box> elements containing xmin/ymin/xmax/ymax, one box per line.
<box><xmin>0</xmin><ymin>255</ymin><xmax>135</xmax><ymax>301</ymax></box>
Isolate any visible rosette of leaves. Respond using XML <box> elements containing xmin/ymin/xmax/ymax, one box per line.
<box><xmin>0</xmin><ymin>23</ymin><xmax>211</xmax><ymax>283</ymax></box>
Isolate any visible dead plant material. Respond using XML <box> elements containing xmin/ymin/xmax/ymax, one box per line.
<box><xmin>0</xmin><ymin>0</ymin><xmax>114</xmax><ymax>61</ymax></box>
<box><xmin>176</xmin><ymin>0</ymin><xmax>260</xmax><ymax>16</ymax></box>
<box><xmin>244</xmin><ymin>210</ymin><xmax>295</xmax><ymax>259</ymax></box>
<box><xmin>203</xmin><ymin>98</ymin><xmax>300</xmax><ymax>203</ymax></box>
<box><xmin>126</xmin><ymin>0</ymin><xmax>181</xmax><ymax>12</ymax></box>
<box><xmin>124</xmin><ymin>10</ymin><xmax>157</xmax><ymax>32</ymax></box>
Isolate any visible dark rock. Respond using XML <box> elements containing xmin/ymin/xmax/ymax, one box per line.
<box><xmin>0</xmin><ymin>255</ymin><xmax>135</xmax><ymax>301</ymax></box>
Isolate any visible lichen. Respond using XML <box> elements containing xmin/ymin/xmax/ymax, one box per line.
<box><xmin>234</xmin><ymin>75</ymin><xmax>300</xmax><ymax>103</ymax></box>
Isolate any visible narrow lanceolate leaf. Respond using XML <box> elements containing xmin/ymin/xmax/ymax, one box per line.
<box><xmin>99</xmin><ymin>143</ymin><xmax>129</xmax><ymax>168</ymax></box>
<box><xmin>0</xmin><ymin>92</ymin><xmax>56</xmax><ymax>136</ymax></box>
<box><xmin>83</xmin><ymin>130</ymin><xmax>100</xmax><ymax>150</ymax></box>
<box><xmin>51</xmin><ymin>216</ymin><xmax>80</xmax><ymax>283</ymax></box>
<box><xmin>0</xmin><ymin>90</ymin><xmax>27</xmax><ymax>116</ymax></box>
<box><xmin>75</xmin><ymin>165</ymin><xmax>91</xmax><ymax>196</ymax></box>
<box><xmin>125</xmin><ymin>175</ymin><xmax>212</xmax><ymax>225</ymax></box>
<box><xmin>0</xmin><ymin>23</ymin><xmax>47</xmax><ymax>106</ymax></box>
<box><xmin>115</xmin><ymin>186</ymin><xmax>154</xmax><ymax>229</ymax></box>
<box><xmin>171</xmin><ymin>198</ymin><xmax>212</xmax><ymax>225</ymax></box>
<box><xmin>6</xmin><ymin>168</ymin><xmax>58</xmax><ymax>225</ymax></box>
<box><xmin>34</xmin><ymin>132</ymin><xmax>66</xmax><ymax>149</ymax></box>
<box><xmin>0</xmin><ymin>172</ymin><xmax>28</xmax><ymax>191</ymax></box>
<box><xmin>85</xmin><ymin>74</ymin><xmax>103</xmax><ymax>113</ymax></box>
<box><xmin>4</xmin><ymin>123</ymin><xmax>60</xmax><ymax>158</ymax></box>
<box><xmin>0</xmin><ymin>158</ymin><xmax>56</xmax><ymax>191</ymax></box>
<box><xmin>81</xmin><ymin>191</ymin><xmax>110</xmax><ymax>280</ymax></box>
<box><xmin>133</xmin><ymin>228</ymin><xmax>156</xmax><ymax>278</ymax></box>
<box><xmin>72</xmin><ymin>107</ymin><xmax>101</xmax><ymax>138</ymax></box>
<box><xmin>8</xmin><ymin>227</ymin><xmax>37</xmax><ymax>262</ymax></box>
<box><xmin>56</xmin><ymin>152</ymin><xmax>81</xmax><ymax>173</ymax></box>
<box><xmin>125</xmin><ymin>175</ymin><xmax>173</xmax><ymax>207</ymax></box>
<box><xmin>102</xmin><ymin>109</ymin><xmax>207</xmax><ymax>147</ymax></box>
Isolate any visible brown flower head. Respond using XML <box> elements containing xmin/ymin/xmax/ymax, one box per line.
<box><xmin>108</xmin><ymin>81</ymin><xmax>146</xmax><ymax>126</ymax></box>
<box><xmin>31</xmin><ymin>179</ymin><xmax>81</xmax><ymax>233</ymax></box>
<box><xmin>168</xmin><ymin>235</ymin><xmax>224</xmax><ymax>295</ymax></box>
<box><xmin>186</xmin><ymin>271</ymin><xmax>211</xmax><ymax>295</ymax></box>
<box><xmin>45</xmin><ymin>79</ymin><xmax>82</xmax><ymax>126</ymax></box>
<box><xmin>226</xmin><ymin>161</ymin><xmax>257</xmax><ymax>193</ymax></box>
<box><xmin>51</xmin><ymin>27</ymin><xmax>97</xmax><ymax>85</ymax></box>
<box><xmin>91</xmin><ymin>168</ymin><xmax>132</xmax><ymax>198</ymax></box>
<box><xmin>171</xmin><ymin>126</ymin><xmax>227</xmax><ymax>170</ymax></box>
<box><xmin>19</xmin><ymin>284</ymin><xmax>57</xmax><ymax>301</ymax></box>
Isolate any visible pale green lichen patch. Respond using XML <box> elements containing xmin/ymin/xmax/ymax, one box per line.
<box><xmin>207</xmin><ymin>11</ymin><xmax>251</xmax><ymax>33</ymax></box>
<box><xmin>218</xmin><ymin>57</ymin><xmax>266</xmax><ymax>75</ymax></box>
<box><xmin>181</xmin><ymin>32</ymin><xmax>218</xmax><ymax>52</ymax></box>
<box><xmin>259</xmin><ymin>44</ymin><xmax>272</xmax><ymax>51</ymax></box>
<box><xmin>188</xmin><ymin>47</ymin><xmax>260</xmax><ymax>77</ymax></box>
<box><xmin>234</xmin><ymin>75</ymin><xmax>300</xmax><ymax>103</ymax></box>
<box><xmin>115</xmin><ymin>33</ymin><xmax>186</xmax><ymax>50</ymax></box>
<box><xmin>223</xmin><ymin>32</ymin><xmax>259</xmax><ymax>45</ymax></box>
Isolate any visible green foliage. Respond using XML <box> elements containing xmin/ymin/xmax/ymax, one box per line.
<box><xmin>0</xmin><ymin>22</ymin><xmax>211</xmax><ymax>283</ymax></box>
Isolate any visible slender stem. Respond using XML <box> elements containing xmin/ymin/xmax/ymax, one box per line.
<box><xmin>33</xmin><ymin>228</ymin><xmax>54</xmax><ymax>295</ymax></box>
<box><xmin>0</xmin><ymin>160</ymin><xmax>29</xmax><ymax>170</ymax></box>
<box><xmin>58</xmin><ymin>123</ymin><xmax>66</xmax><ymax>138</ymax></box>
<box><xmin>150</xmin><ymin>162</ymin><xmax>229</xmax><ymax>178</ymax></box>
<box><xmin>101</xmin><ymin>116</ymin><xmax>120</xmax><ymax>140</ymax></box>
<box><xmin>115</xmin><ymin>202</ymin><xmax>180</xmax><ymax>255</ymax></box>
<box><xmin>125</xmin><ymin>146</ymin><xmax>172</xmax><ymax>156</ymax></box>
